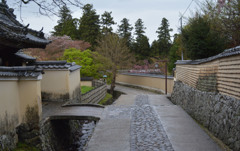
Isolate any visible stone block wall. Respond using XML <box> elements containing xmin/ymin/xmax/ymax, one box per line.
<box><xmin>81</xmin><ymin>80</ymin><xmax>107</xmax><ymax>104</ymax></box>
<box><xmin>40</xmin><ymin>118</ymin><xmax>96</xmax><ymax>151</ymax></box>
<box><xmin>171</xmin><ymin>81</ymin><xmax>240</xmax><ymax>151</ymax></box>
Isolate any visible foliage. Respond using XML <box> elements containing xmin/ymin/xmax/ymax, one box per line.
<box><xmin>24</xmin><ymin>36</ymin><xmax>90</xmax><ymax>61</ymax></box>
<box><xmin>100</xmin><ymin>11</ymin><xmax>116</xmax><ymax>35</ymax></box>
<box><xmin>201</xmin><ymin>0</ymin><xmax>240</xmax><ymax>47</ymax></box>
<box><xmin>168</xmin><ymin>34</ymin><xmax>182</xmax><ymax>74</ymax></box>
<box><xmin>96</xmin><ymin>33</ymin><xmax>133</xmax><ymax>94</ymax></box>
<box><xmin>52</xmin><ymin>6</ymin><xmax>78</xmax><ymax>40</ymax></box>
<box><xmin>63</xmin><ymin>48</ymin><xmax>106</xmax><ymax>78</ymax></box>
<box><xmin>13</xmin><ymin>142</ymin><xmax>39</xmax><ymax>151</ymax></box>
<box><xmin>79</xmin><ymin>4</ymin><xmax>100</xmax><ymax>49</ymax></box>
<box><xmin>81</xmin><ymin>86</ymin><xmax>94</xmax><ymax>94</ymax></box>
<box><xmin>117</xmin><ymin>18</ymin><xmax>133</xmax><ymax>48</ymax></box>
<box><xmin>98</xmin><ymin>93</ymin><xmax>113</xmax><ymax>105</ymax></box>
<box><xmin>133</xmin><ymin>19</ymin><xmax>150</xmax><ymax>60</ymax></box>
<box><xmin>156</xmin><ymin>17</ymin><xmax>173</xmax><ymax>56</ymax></box>
<box><xmin>150</xmin><ymin>40</ymin><xmax>159</xmax><ymax>57</ymax></box>
<box><xmin>133</xmin><ymin>35</ymin><xmax>151</xmax><ymax>60</ymax></box>
<box><xmin>134</xmin><ymin>18</ymin><xmax>146</xmax><ymax>37</ymax></box>
<box><xmin>182</xmin><ymin>14</ymin><xmax>226</xmax><ymax>60</ymax></box>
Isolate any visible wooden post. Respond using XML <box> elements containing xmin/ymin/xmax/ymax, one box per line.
<box><xmin>165</xmin><ymin>61</ymin><xmax>167</xmax><ymax>95</ymax></box>
<box><xmin>158</xmin><ymin>60</ymin><xmax>168</xmax><ymax>95</ymax></box>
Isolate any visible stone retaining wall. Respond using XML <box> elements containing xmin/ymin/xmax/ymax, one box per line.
<box><xmin>40</xmin><ymin>118</ymin><xmax>96</xmax><ymax>151</ymax></box>
<box><xmin>171</xmin><ymin>81</ymin><xmax>240</xmax><ymax>151</ymax></box>
<box><xmin>81</xmin><ymin>80</ymin><xmax>107</xmax><ymax>104</ymax></box>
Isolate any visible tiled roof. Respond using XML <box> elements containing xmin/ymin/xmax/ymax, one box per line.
<box><xmin>0</xmin><ymin>2</ymin><xmax>50</xmax><ymax>52</ymax></box>
<box><xmin>0</xmin><ymin>66</ymin><xmax>42</xmax><ymax>77</ymax></box>
<box><xmin>176</xmin><ymin>45</ymin><xmax>240</xmax><ymax>65</ymax></box>
<box><xmin>15</xmin><ymin>51</ymin><xmax>36</xmax><ymax>61</ymax></box>
<box><xmin>34</xmin><ymin>61</ymin><xmax>81</xmax><ymax>72</ymax></box>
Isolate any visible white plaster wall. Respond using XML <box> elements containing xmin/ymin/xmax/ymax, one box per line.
<box><xmin>0</xmin><ymin>81</ymin><xmax>20</xmax><ymax>134</ymax></box>
<box><xmin>41</xmin><ymin>70</ymin><xmax>69</xmax><ymax>95</ymax></box>
<box><xmin>18</xmin><ymin>80</ymin><xmax>42</xmax><ymax>122</ymax></box>
<box><xmin>69</xmin><ymin>69</ymin><xmax>81</xmax><ymax>100</ymax></box>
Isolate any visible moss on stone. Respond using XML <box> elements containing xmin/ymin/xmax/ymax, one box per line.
<box><xmin>98</xmin><ymin>93</ymin><xmax>113</xmax><ymax>105</ymax></box>
<box><xmin>13</xmin><ymin>142</ymin><xmax>40</xmax><ymax>151</ymax></box>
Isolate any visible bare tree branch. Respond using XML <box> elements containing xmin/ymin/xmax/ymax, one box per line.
<box><xmin>11</xmin><ymin>0</ymin><xmax>82</xmax><ymax>17</ymax></box>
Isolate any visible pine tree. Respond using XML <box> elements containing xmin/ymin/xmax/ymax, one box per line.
<box><xmin>134</xmin><ymin>18</ymin><xmax>146</xmax><ymax>37</ymax></box>
<box><xmin>134</xmin><ymin>35</ymin><xmax>150</xmax><ymax>60</ymax></box>
<box><xmin>133</xmin><ymin>18</ymin><xmax>150</xmax><ymax>60</ymax></box>
<box><xmin>79</xmin><ymin>4</ymin><xmax>100</xmax><ymax>48</ymax></box>
<box><xmin>168</xmin><ymin>34</ymin><xmax>181</xmax><ymax>73</ymax></box>
<box><xmin>100</xmin><ymin>11</ymin><xmax>116</xmax><ymax>35</ymax></box>
<box><xmin>117</xmin><ymin>18</ymin><xmax>133</xmax><ymax>48</ymax></box>
<box><xmin>52</xmin><ymin>6</ymin><xmax>78</xmax><ymax>39</ymax></box>
<box><xmin>150</xmin><ymin>40</ymin><xmax>159</xmax><ymax>57</ymax></box>
<box><xmin>156</xmin><ymin>17</ymin><xmax>173</xmax><ymax>55</ymax></box>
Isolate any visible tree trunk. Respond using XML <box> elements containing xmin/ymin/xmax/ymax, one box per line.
<box><xmin>110</xmin><ymin>68</ymin><xmax>116</xmax><ymax>95</ymax></box>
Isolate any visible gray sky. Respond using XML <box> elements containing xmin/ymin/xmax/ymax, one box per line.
<box><xmin>8</xmin><ymin>0</ymin><xmax>199</xmax><ymax>43</ymax></box>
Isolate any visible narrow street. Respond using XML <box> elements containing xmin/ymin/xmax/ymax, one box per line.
<box><xmin>86</xmin><ymin>84</ymin><xmax>222</xmax><ymax>151</ymax></box>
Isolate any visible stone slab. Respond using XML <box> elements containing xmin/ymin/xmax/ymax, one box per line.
<box><xmin>152</xmin><ymin>95</ymin><xmax>222</xmax><ymax>151</ymax></box>
<box><xmin>87</xmin><ymin>119</ymin><xmax>131</xmax><ymax>151</ymax></box>
<box><xmin>112</xmin><ymin>95</ymin><xmax>136</xmax><ymax>106</ymax></box>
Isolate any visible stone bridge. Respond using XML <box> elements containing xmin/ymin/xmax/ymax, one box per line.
<box><xmin>42</xmin><ymin>102</ymin><xmax>104</xmax><ymax>122</ymax></box>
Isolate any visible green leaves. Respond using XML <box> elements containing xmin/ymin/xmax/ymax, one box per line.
<box><xmin>52</xmin><ymin>6</ymin><xmax>78</xmax><ymax>39</ymax></box>
<box><xmin>155</xmin><ymin>18</ymin><xmax>173</xmax><ymax>56</ymax></box>
<box><xmin>117</xmin><ymin>18</ymin><xmax>133</xmax><ymax>48</ymax></box>
<box><xmin>182</xmin><ymin>15</ymin><xmax>225</xmax><ymax>60</ymax></box>
<box><xmin>79</xmin><ymin>4</ymin><xmax>100</xmax><ymax>48</ymax></box>
<box><xmin>63</xmin><ymin>48</ymin><xmax>104</xmax><ymax>78</ymax></box>
<box><xmin>100</xmin><ymin>11</ymin><xmax>116</xmax><ymax>35</ymax></box>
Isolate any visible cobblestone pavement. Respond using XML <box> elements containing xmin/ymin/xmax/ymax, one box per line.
<box><xmin>87</xmin><ymin>85</ymin><xmax>222</xmax><ymax>151</ymax></box>
<box><xmin>131</xmin><ymin>95</ymin><xmax>174</xmax><ymax>151</ymax></box>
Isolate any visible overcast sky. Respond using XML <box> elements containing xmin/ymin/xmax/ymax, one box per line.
<box><xmin>8</xmin><ymin>0</ymin><xmax>199</xmax><ymax>43</ymax></box>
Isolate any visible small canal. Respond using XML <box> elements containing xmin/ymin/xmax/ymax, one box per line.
<box><xmin>41</xmin><ymin>89</ymin><xmax>124</xmax><ymax>151</ymax></box>
<box><xmin>50</xmin><ymin>119</ymin><xmax>96</xmax><ymax>151</ymax></box>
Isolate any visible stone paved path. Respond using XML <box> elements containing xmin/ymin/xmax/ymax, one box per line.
<box><xmin>131</xmin><ymin>95</ymin><xmax>174</xmax><ymax>151</ymax></box>
<box><xmin>87</xmin><ymin>85</ymin><xmax>222</xmax><ymax>151</ymax></box>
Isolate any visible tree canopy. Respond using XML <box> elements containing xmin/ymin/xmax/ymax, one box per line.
<box><xmin>182</xmin><ymin>14</ymin><xmax>226</xmax><ymax>60</ymax></box>
<box><xmin>168</xmin><ymin>34</ymin><xmax>181</xmax><ymax>73</ymax></box>
<box><xmin>133</xmin><ymin>19</ymin><xmax>150</xmax><ymax>60</ymax></box>
<box><xmin>79</xmin><ymin>4</ymin><xmax>100</xmax><ymax>48</ymax></box>
<box><xmin>200</xmin><ymin>0</ymin><xmax>240</xmax><ymax>48</ymax></box>
<box><xmin>52</xmin><ymin>6</ymin><xmax>78</xmax><ymax>39</ymax></box>
<box><xmin>117</xmin><ymin>18</ymin><xmax>133</xmax><ymax>48</ymax></box>
<box><xmin>134</xmin><ymin>18</ymin><xmax>146</xmax><ymax>37</ymax></box>
<box><xmin>96</xmin><ymin>33</ymin><xmax>133</xmax><ymax>93</ymax></box>
<box><xmin>100</xmin><ymin>11</ymin><xmax>116</xmax><ymax>35</ymax></box>
<box><xmin>24</xmin><ymin>36</ymin><xmax>90</xmax><ymax>61</ymax></box>
<box><xmin>63</xmin><ymin>48</ymin><xmax>108</xmax><ymax>79</ymax></box>
<box><xmin>156</xmin><ymin>17</ymin><xmax>173</xmax><ymax>56</ymax></box>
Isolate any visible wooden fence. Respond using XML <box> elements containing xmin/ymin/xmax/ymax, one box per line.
<box><xmin>175</xmin><ymin>46</ymin><xmax>240</xmax><ymax>100</ymax></box>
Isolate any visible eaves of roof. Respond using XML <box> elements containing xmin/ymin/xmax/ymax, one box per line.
<box><xmin>175</xmin><ymin>46</ymin><xmax>240</xmax><ymax>65</ymax></box>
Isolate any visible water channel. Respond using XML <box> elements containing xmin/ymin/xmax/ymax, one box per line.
<box><xmin>46</xmin><ymin>90</ymin><xmax>124</xmax><ymax>151</ymax></box>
